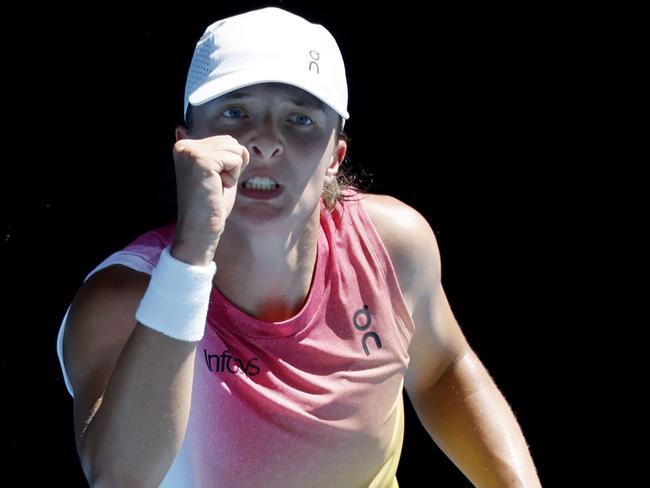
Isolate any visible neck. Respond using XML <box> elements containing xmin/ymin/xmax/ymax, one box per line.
<box><xmin>212</xmin><ymin>205</ymin><xmax>321</xmax><ymax>322</ymax></box>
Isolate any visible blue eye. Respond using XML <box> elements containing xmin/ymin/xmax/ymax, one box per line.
<box><xmin>291</xmin><ymin>113</ymin><xmax>314</xmax><ymax>126</ymax></box>
<box><xmin>222</xmin><ymin>108</ymin><xmax>244</xmax><ymax>119</ymax></box>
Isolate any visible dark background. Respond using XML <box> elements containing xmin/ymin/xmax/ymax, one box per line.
<box><xmin>2</xmin><ymin>1</ymin><xmax>607</xmax><ymax>485</ymax></box>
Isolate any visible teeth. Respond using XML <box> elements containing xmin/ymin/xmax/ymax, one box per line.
<box><xmin>243</xmin><ymin>176</ymin><xmax>279</xmax><ymax>190</ymax></box>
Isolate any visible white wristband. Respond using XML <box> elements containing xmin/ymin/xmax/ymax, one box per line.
<box><xmin>135</xmin><ymin>245</ymin><xmax>217</xmax><ymax>342</ymax></box>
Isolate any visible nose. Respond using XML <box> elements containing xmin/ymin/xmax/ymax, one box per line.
<box><xmin>247</xmin><ymin>116</ymin><xmax>284</xmax><ymax>160</ymax></box>
<box><xmin>247</xmin><ymin>115</ymin><xmax>284</xmax><ymax>160</ymax></box>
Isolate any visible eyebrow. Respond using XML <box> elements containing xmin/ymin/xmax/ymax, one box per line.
<box><xmin>218</xmin><ymin>92</ymin><xmax>327</xmax><ymax>113</ymax></box>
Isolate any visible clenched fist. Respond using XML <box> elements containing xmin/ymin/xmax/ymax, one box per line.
<box><xmin>170</xmin><ymin>135</ymin><xmax>250</xmax><ymax>265</ymax></box>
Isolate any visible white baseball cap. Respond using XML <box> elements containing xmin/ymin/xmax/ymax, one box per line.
<box><xmin>184</xmin><ymin>7</ymin><xmax>349</xmax><ymax>122</ymax></box>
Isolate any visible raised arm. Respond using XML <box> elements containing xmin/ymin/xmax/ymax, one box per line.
<box><xmin>63</xmin><ymin>134</ymin><xmax>249</xmax><ymax>486</ymax></box>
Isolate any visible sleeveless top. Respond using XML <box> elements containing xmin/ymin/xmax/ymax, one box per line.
<box><xmin>56</xmin><ymin>190</ymin><xmax>416</xmax><ymax>487</ymax></box>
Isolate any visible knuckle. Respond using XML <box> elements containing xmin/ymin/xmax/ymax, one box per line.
<box><xmin>216</xmin><ymin>134</ymin><xmax>236</xmax><ymax>143</ymax></box>
<box><xmin>173</xmin><ymin>140</ymin><xmax>192</xmax><ymax>155</ymax></box>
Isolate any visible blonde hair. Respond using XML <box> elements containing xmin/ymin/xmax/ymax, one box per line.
<box><xmin>321</xmin><ymin>172</ymin><xmax>362</xmax><ymax>211</ymax></box>
<box><xmin>321</xmin><ymin>130</ymin><xmax>369</xmax><ymax>211</ymax></box>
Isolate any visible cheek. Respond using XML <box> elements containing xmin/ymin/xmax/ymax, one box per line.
<box><xmin>306</xmin><ymin>150</ymin><xmax>333</xmax><ymax>180</ymax></box>
<box><xmin>290</xmin><ymin>154</ymin><xmax>328</xmax><ymax>193</ymax></box>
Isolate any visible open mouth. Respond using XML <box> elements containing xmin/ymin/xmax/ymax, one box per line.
<box><xmin>240</xmin><ymin>176</ymin><xmax>280</xmax><ymax>191</ymax></box>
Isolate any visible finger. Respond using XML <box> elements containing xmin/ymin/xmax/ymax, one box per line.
<box><xmin>215</xmin><ymin>150</ymin><xmax>244</xmax><ymax>171</ymax></box>
<box><xmin>205</xmin><ymin>152</ymin><xmax>245</xmax><ymax>188</ymax></box>
<box><xmin>219</xmin><ymin>155</ymin><xmax>247</xmax><ymax>183</ymax></box>
<box><xmin>221</xmin><ymin>171</ymin><xmax>238</xmax><ymax>188</ymax></box>
<box><xmin>241</xmin><ymin>146</ymin><xmax>250</xmax><ymax>169</ymax></box>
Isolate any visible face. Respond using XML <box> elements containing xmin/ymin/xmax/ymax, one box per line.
<box><xmin>185</xmin><ymin>83</ymin><xmax>347</xmax><ymax>230</ymax></box>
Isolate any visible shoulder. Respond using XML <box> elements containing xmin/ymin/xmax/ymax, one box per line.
<box><xmin>63</xmin><ymin>265</ymin><xmax>150</xmax><ymax>427</ymax></box>
<box><xmin>65</xmin><ymin>264</ymin><xmax>151</xmax><ymax>353</ymax></box>
<box><xmin>63</xmin><ymin>265</ymin><xmax>151</xmax><ymax>392</ymax></box>
<box><xmin>359</xmin><ymin>193</ymin><xmax>441</xmax><ymax>309</ymax></box>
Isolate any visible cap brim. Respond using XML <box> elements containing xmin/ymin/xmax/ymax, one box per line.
<box><xmin>188</xmin><ymin>69</ymin><xmax>349</xmax><ymax>120</ymax></box>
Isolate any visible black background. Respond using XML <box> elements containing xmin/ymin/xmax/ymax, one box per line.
<box><xmin>1</xmin><ymin>0</ymin><xmax>607</xmax><ymax>485</ymax></box>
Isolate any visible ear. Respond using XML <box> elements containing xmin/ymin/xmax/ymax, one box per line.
<box><xmin>325</xmin><ymin>138</ymin><xmax>348</xmax><ymax>182</ymax></box>
<box><xmin>175</xmin><ymin>125</ymin><xmax>189</xmax><ymax>142</ymax></box>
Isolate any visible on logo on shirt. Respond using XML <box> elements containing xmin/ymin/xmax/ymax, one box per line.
<box><xmin>353</xmin><ymin>305</ymin><xmax>382</xmax><ymax>356</ymax></box>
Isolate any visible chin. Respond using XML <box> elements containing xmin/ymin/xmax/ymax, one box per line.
<box><xmin>232</xmin><ymin>195</ymin><xmax>320</xmax><ymax>230</ymax></box>
<box><xmin>228</xmin><ymin>202</ymin><xmax>288</xmax><ymax>229</ymax></box>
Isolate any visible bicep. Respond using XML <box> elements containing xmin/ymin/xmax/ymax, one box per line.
<box><xmin>402</xmin><ymin>224</ymin><xmax>469</xmax><ymax>397</ymax></box>
<box><xmin>62</xmin><ymin>265</ymin><xmax>150</xmax><ymax>449</ymax></box>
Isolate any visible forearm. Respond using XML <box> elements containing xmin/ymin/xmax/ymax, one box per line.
<box><xmin>408</xmin><ymin>350</ymin><xmax>541</xmax><ymax>487</ymax></box>
<box><xmin>80</xmin><ymin>325</ymin><xmax>197</xmax><ymax>487</ymax></box>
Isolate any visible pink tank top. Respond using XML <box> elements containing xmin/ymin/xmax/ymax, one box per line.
<box><xmin>56</xmin><ymin>190</ymin><xmax>415</xmax><ymax>487</ymax></box>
